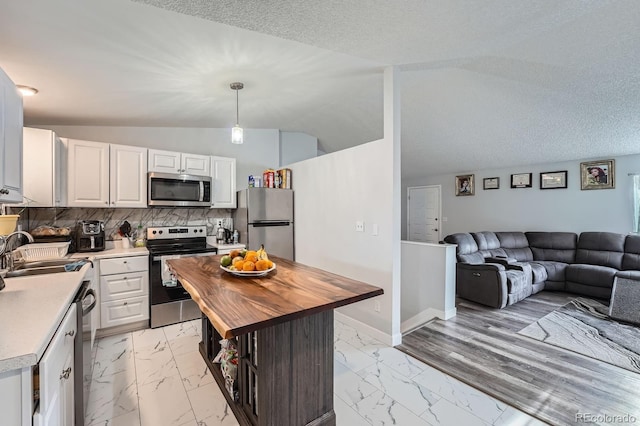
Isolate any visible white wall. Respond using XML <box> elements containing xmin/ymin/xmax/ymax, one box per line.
<box><xmin>41</xmin><ymin>125</ymin><xmax>280</xmax><ymax>190</ymax></box>
<box><xmin>279</xmin><ymin>131</ymin><xmax>318</xmax><ymax>166</ymax></box>
<box><xmin>402</xmin><ymin>153</ymin><xmax>640</xmax><ymax>238</ymax></box>
<box><xmin>289</xmin><ymin>138</ymin><xmax>396</xmax><ymax>342</ymax></box>
<box><xmin>400</xmin><ymin>241</ymin><xmax>457</xmax><ymax>332</ymax></box>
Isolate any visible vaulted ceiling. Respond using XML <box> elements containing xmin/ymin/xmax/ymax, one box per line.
<box><xmin>2</xmin><ymin>0</ymin><xmax>639</xmax><ymax>179</ymax></box>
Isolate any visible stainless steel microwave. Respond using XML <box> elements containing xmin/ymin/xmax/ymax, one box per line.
<box><xmin>148</xmin><ymin>172</ymin><xmax>212</xmax><ymax>207</ymax></box>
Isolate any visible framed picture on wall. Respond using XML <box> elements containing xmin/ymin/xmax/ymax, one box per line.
<box><xmin>540</xmin><ymin>171</ymin><xmax>568</xmax><ymax>189</ymax></box>
<box><xmin>455</xmin><ymin>174</ymin><xmax>474</xmax><ymax>196</ymax></box>
<box><xmin>483</xmin><ymin>177</ymin><xmax>500</xmax><ymax>190</ymax></box>
<box><xmin>511</xmin><ymin>173</ymin><xmax>532</xmax><ymax>188</ymax></box>
<box><xmin>580</xmin><ymin>159</ymin><xmax>615</xmax><ymax>190</ymax></box>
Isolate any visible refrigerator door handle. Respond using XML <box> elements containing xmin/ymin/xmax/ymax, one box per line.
<box><xmin>251</xmin><ymin>221</ymin><xmax>291</xmax><ymax>227</ymax></box>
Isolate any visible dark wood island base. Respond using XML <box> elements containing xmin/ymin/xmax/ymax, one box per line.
<box><xmin>200</xmin><ymin>310</ymin><xmax>336</xmax><ymax>426</ymax></box>
<box><xmin>166</xmin><ymin>255</ymin><xmax>383</xmax><ymax>426</ymax></box>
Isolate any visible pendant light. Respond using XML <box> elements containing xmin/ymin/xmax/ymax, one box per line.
<box><xmin>230</xmin><ymin>82</ymin><xmax>244</xmax><ymax>144</ymax></box>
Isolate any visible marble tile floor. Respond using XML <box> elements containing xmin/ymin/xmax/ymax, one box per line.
<box><xmin>85</xmin><ymin>319</ymin><xmax>546</xmax><ymax>426</ymax></box>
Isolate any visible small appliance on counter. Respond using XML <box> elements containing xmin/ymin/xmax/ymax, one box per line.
<box><xmin>75</xmin><ymin>220</ymin><xmax>105</xmax><ymax>252</ymax></box>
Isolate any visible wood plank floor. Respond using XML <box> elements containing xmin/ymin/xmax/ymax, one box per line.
<box><xmin>398</xmin><ymin>292</ymin><xmax>640</xmax><ymax>426</ymax></box>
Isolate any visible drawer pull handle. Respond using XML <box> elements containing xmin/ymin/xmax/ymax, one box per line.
<box><xmin>60</xmin><ymin>367</ymin><xmax>71</xmax><ymax>380</ymax></box>
<box><xmin>472</xmin><ymin>272</ymin><xmax>481</xmax><ymax>277</ymax></box>
<box><xmin>123</xmin><ymin>301</ymin><xmax>128</xmax><ymax>305</ymax></box>
<box><xmin>123</xmin><ymin>261</ymin><xmax>127</xmax><ymax>264</ymax></box>
<box><xmin>65</xmin><ymin>330</ymin><xmax>75</xmax><ymax>337</ymax></box>
<box><xmin>123</xmin><ymin>277</ymin><xmax>127</xmax><ymax>280</ymax></box>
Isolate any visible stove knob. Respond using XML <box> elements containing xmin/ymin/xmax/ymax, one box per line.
<box><xmin>159</xmin><ymin>230</ymin><xmax>163</xmax><ymax>234</ymax></box>
<box><xmin>152</xmin><ymin>230</ymin><xmax>157</xmax><ymax>235</ymax></box>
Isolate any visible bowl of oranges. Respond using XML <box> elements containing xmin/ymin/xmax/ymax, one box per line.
<box><xmin>220</xmin><ymin>246</ymin><xmax>276</xmax><ymax>277</ymax></box>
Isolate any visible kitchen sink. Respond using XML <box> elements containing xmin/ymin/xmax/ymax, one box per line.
<box><xmin>5</xmin><ymin>258</ymin><xmax>90</xmax><ymax>278</ymax></box>
<box><xmin>5</xmin><ymin>266</ymin><xmax>69</xmax><ymax>277</ymax></box>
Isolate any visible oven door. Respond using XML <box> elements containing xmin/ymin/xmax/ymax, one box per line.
<box><xmin>149</xmin><ymin>251</ymin><xmax>216</xmax><ymax>328</ymax></box>
<box><xmin>148</xmin><ymin>172</ymin><xmax>212</xmax><ymax>207</ymax></box>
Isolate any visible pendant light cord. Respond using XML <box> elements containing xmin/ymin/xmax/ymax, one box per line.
<box><xmin>236</xmin><ymin>88</ymin><xmax>240</xmax><ymax>125</ymax></box>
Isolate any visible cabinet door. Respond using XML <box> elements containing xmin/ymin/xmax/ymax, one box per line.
<box><xmin>182</xmin><ymin>153</ymin><xmax>210</xmax><ymax>176</ymax></box>
<box><xmin>0</xmin><ymin>68</ymin><xmax>23</xmax><ymax>203</ymax></box>
<box><xmin>211</xmin><ymin>156</ymin><xmax>236</xmax><ymax>208</ymax></box>
<box><xmin>22</xmin><ymin>128</ymin><xmax>55</xmax><ymax>207</ymax></box>
<box><xmin>148</xmin><ymin>149</ymin><xmax>180</xmax><ymax>173</ymax></box>
<box><xmin>110</xmin><ymin>144</ymin><xmax>147</xmax><ymax>208</ymax></box>
<box><xmin>67</xmin><ymin>139</ymin><xmax>110</xmax><ymax>207</ymax></box>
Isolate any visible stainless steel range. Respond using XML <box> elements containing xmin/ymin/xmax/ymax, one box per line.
<box><xmin>147</xmin><ymin>226</ymin><xmax>217</xmax><ymax>328</ymax></box>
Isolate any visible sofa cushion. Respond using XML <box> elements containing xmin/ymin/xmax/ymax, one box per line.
<box><xmin>532</xmin><ymin>261</ymin><xmax>569</xmax><ymax>282</ymax></box>
<box><xmin>622</xmin><ymin>235</ymin><xmax>640</xmax><ymax>270</ymax></box>
<box><xmin>458</xmin><ymin>252</ymin><xmax>485</xmax><ymax>264</ymax></box>
<box><xmin>565</xmin><ymin>264</ymin><xmax>618</xmax><ymax>288</ymax></box>
<box><xmin>528</xmin><ymin>262</ymin><xmax>548</xmax><ymax>284</ymax></box>
<box><xmin>525</xmin><ymin>232</ymin><xmax>577</xmax><ymax>263</ymax></box>
<box><xmin>495</xmin><ymin>232</ymin><xmax>533</xmax><ymax>261</ymax></box>
<box><xmin>444</xmin><ymin>233</ymin><xmax>477</xmax><ymax>254</ymax></box>
<box><xmin>575</xmin><ymin>232</ymin><xmax>625</xmax><ymax>269</ymax></box>
<box><xmin>471</xmin><ymin>232</ymin><xmax>508</xmax><ymax>258</ymax></box>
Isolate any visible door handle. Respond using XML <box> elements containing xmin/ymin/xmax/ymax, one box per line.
<box><xmin>433</xmin><ymin>229</ymin><xmax>438</xmax><ymax>232</ymax></box>
<box><xmin>60</xmin><ymin>367</ymin><xmax>72</xmax><ymax>380</ymax></box>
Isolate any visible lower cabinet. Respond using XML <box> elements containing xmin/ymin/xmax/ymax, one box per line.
<box><xmin>33</xmin><ymin>304</ymin><xmax>77</xmax><ymax>426</ymax></box>
<box><xmin>99</xmin><ymin>256</ymin><xmax>149</xmax><ymax>330</ymax></box>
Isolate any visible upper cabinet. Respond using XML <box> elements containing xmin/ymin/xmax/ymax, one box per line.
<box><xmin>0</xmin><ymin>68</ymin><xmax>24</xmax><ymax>204</ymax></box>
<box><xmin>67</xmin><ymin>139</ymin><xmax>147</xmax><ymax>208</ymax></box>
<box><xmin>211</xmin><ymin>156</ymin><xmax>237</xmax><ymax>208</ymax></box>
<box><xmin>149</xmin><ymin>149</ymin><xmax>210</xmax><ymax>176</ymax></box>
<box><xmin>22</xmin><ymin>128</ymin><xmax>67</xmax><ymax>207</ymax></box>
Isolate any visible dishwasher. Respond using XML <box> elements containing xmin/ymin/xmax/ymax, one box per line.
<box><xmin>74</xmin><ymin>264</ymin><xmax>97</xmax><ymax>426</ymax></box>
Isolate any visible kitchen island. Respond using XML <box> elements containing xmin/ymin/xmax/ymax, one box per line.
<box><xmin>167</xmin><ymin>255</ymin><xmax>383</xmax><ymax>426</ymax></box>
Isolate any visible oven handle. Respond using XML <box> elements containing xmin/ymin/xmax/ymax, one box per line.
<box><xmin>82</xmin><ymin>288</ymin><xmax>97</xmax><ymax>316</ymax></box>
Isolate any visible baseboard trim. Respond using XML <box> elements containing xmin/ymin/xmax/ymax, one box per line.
<box><xmin>401</xmin><ymin>307</ymin><xmax>457</xmax><ymax>334</ymax></box>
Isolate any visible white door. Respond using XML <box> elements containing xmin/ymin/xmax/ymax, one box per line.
<box><xmin>110</xmin><ymin>144</ymin><xmax>148</xmax><ymax>208</ymax></box>
<box><xmin>182</xmin><ymin>153</ymin><xmax>210</xmax><ymax>176</ymax></box>
<box><xmin>407</xmin><ymin>186</ymin><xmax>441</xmax><ymax>243</ymax></box>
<box><xmin>148</xmin><ymin>149</ymin><xmax>180</xmax><ymax>173</ymax></box>
<box><xmin>211</xmin><ymin>156</ymin><xmax>236</xmax><ymax>208</ymax></box>
<box><xmin>67</xmin><ymin>139</ymin><xmax>110</xmax><ymax>207</ymax></box>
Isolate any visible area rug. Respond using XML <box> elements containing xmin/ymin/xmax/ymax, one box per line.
<box><xmin>518</xmin><ymin>297</ymin><xmax>640</xmax><ymax>373</ymax></box>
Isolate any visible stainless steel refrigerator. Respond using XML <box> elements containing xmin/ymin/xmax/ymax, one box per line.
<box><xmin>233</xmin><ymin>188</ymin><xmax>294</xmax><ymax>260</ymax></box>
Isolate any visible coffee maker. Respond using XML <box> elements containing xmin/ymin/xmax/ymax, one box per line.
<box><xmin>75</xmin><ymin>220</ymin><xmax>105</xmax><ymax>252</ymax></box>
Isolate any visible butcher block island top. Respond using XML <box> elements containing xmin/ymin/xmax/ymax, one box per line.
<box><xmin>166</xmin><ymin>254</ymin><xmax>384</xmax><ymax>339</ymax></box>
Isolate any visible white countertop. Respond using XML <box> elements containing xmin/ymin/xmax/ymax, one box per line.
<box><xmin>70</xmin><ymin>246</ymin><xmax>149</xmax><ymax>260</ymax></box>
<box><xmin>0</xmin><ymin>263</ymin><xmax>92</xmax><ymax>373</ymax></box>
<box><xmin>205</xmin><ymin>238</ymin><xmax>246</xmax><ymax>251</ymax></box>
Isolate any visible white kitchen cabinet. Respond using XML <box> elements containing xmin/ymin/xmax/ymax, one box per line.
<box><xmin>21</xmin><ymin>128</ymin><xmax>67</xmax><ymax>207</ymax></box>
<box><xmin>210</xmin><ymin>156</ymin><xmax>236</xmax><ymax>208</ymax></box>
<box><xmin>67</xmin><ymin>139</ymin><xmax>110</xmax><ymax>207</ymax></box>
<box><xmin>0</xmin><ymin>67</ymin><xmax>24</xmax><ymax>204</ymax></box>
<box><xmin>68</xmin><ymin>140</ymin><xmax>147</xmax><ymax>208</ymax></box>
<box><xmin>33</xmin><ymin>304</ymin><xmax>76</xmax><ymax>426</ymax></box>
<box><xmin>149</xmin><ymin>149</ymin><xmax>210</xmax><ymax>176</ymax></box>
<box><xmin>109</xmin><ymin>144</ymin><xmax>147</xmax><ymax>208</ymax></box>
<box><xmin>98</xmin><ymin>256</ymin><xmax>149</xmax><ymax>330</ymax></box>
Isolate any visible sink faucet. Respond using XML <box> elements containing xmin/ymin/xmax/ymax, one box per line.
<box><xmin>0</xmin><ymin>230</ymin><xmax>35</xmax><ymax>270</ymax></box>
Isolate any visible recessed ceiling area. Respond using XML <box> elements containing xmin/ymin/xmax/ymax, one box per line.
<box><xmin>1</xmin><ymin>0</ymin><xmax>639</xmax><ymax>179</ymax></box>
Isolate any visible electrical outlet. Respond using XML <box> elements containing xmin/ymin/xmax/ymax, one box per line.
<box><xmin>355</xmin><ymin>221</ymin><xmax>364</xmax><ymax>232</ymax></box>
<box><xmin>374</xmin><ymin>301</ymin><xmax>381</xmax><ymax>312</ymax></box>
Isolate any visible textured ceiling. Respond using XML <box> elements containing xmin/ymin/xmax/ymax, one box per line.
<box><xmin>1</xmin><ymin>0</ymin><xmax>639</xmax><ymax>179</ymax></box>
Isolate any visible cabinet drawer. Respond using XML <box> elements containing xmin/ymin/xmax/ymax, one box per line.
<box><xmin>101</xmin><ymin>296</ymin><xmax>149</xmax><ymax>328</ymax></box>
<box><xmin>99</xmin><ymin>255</ymin><xmax>148</xmax><ymax>275</ymax></box>
<box><xmin>100</xmin><ymin>272</ymin><xmax>148</xmax><ymax>301</ymax></box>
<box><xmin>39</xmin><ymin>304</ymin><xmax>76</xmax><ymax>414</ymax></box>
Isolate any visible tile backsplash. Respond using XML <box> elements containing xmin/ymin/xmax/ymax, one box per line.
<box><xmin>9</xmin><ymin>207</ymin><xmax>233</xmax><ymax>240</ymax></box>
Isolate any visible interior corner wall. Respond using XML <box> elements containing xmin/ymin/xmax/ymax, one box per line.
<box><xmin>402</xmin><ymin>153</ymin><xmax>640</xmax><ymax>238</ymax></box>
<box><xmin>288</xmin><ymin>138</ymin><xmax>394</xmax><ymax>340</ymax></box>
<box><xmin>279</xmin><ymin>131</ymin><xmax>318</xmax><ymax>166</ymax></box>
<box><xmin>39</xmin><ymin>125</ymin><xmax>280</xmax><ymax>190</ymax></box>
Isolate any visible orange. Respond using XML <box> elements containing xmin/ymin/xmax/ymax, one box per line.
<box><xmin>234</xmin><ymin>260</ymin><xmax>245</xmax><ymax>271</ymax></box>
<box><xmin>242</xmin><ymin>261</ymin><xmax>256</xmax><ymax>271</ymax></box>
<box><xmin>244</xmin><ymin>251</ymin><xmax>259</xmax><ymax>262</ymax></box>
<box><xmin>255</xmin><ymin>259</ymin><xmax>270</xmax><ymax>271</ymax></box>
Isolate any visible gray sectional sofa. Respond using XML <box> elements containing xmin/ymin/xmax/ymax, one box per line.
<box><xmin>443</xmin><ymin>231</ymin><xmax>640</xmax><ymax>309</ymax></box>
